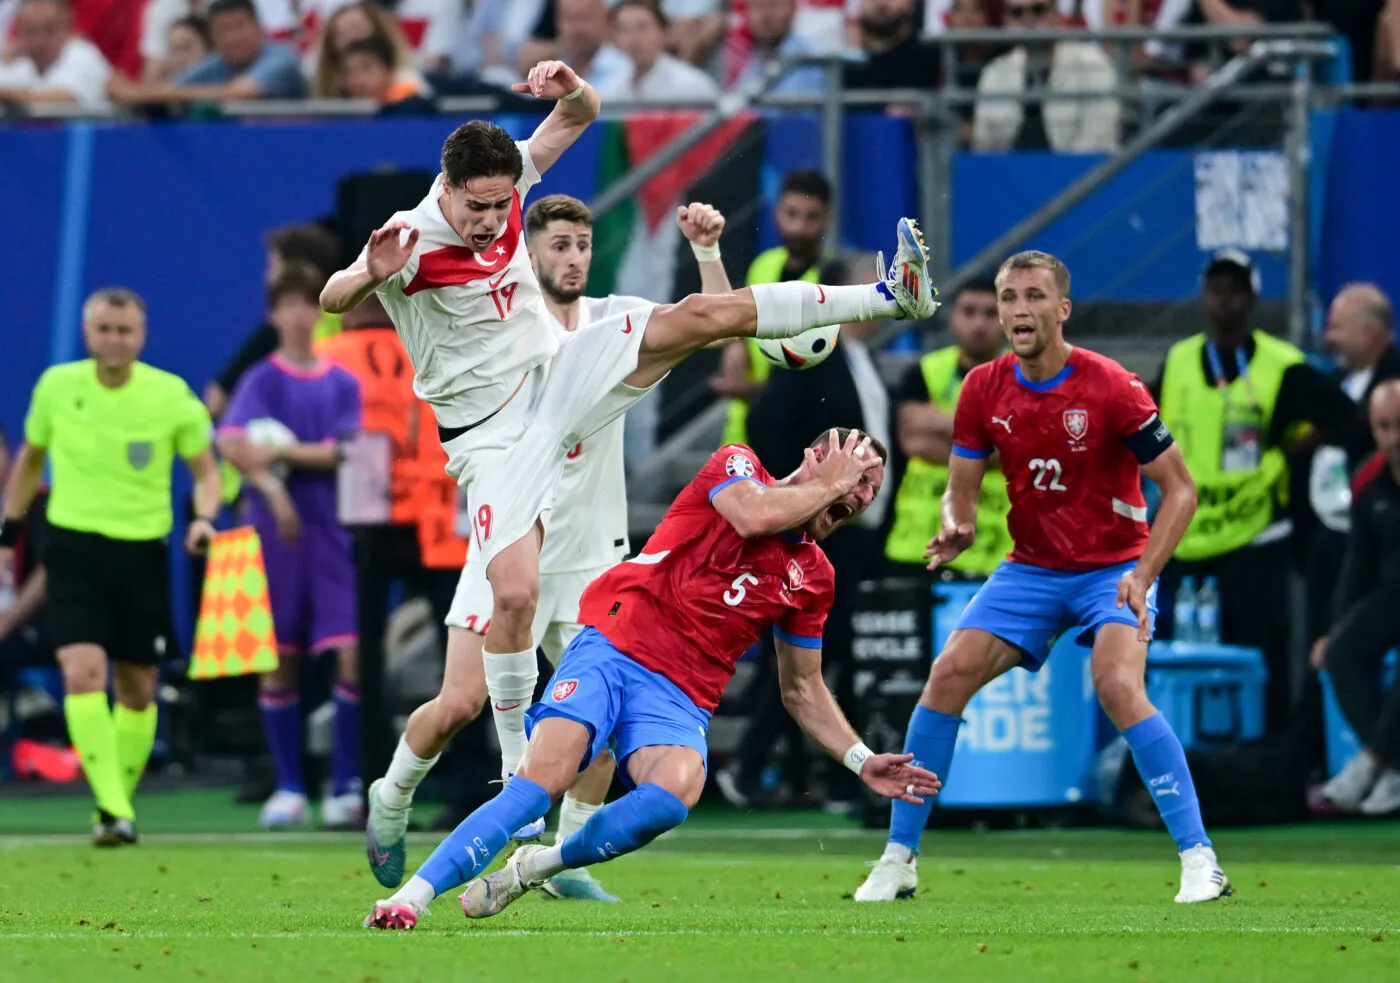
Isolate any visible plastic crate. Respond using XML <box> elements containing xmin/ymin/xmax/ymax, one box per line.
<box><xmin>1145</xmin><ymin>642</ymin><xmax>1268</xmax><ymax>750</ymax></box>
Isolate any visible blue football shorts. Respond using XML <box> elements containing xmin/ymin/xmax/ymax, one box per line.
<box><xmin>524</xmin><ymin>627</ymin><xmax>711</xmax><ymax>788</ymax></box>
<box><xmin>955</xmin><ymin>559</ymin><xmax>1158</xmax><ymax>670</ymax></box>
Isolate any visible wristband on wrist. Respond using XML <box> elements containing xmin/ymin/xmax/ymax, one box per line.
<box><xmin>0</xmin><ymin>516</ymin><xmax>21</xmax><ymax>548</ymax></box>
<box><xmin>842</xmin><ymin>741</ymin><xmax>873</xmax><ymax>776</ymax></box>
<box><xmin>563</xmin><ymin>81</ymin><xmax>587</xmax><ymax>101</ymax></box>
<box><xmin>690</xmin><ymin>241</ymin><xmax>721</xmax><ymax>263</ymax></box>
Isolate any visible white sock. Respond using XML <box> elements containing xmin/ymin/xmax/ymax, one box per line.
<box><xmin>391</xmin><ymin>874</ymin><xmax>436</xmax><ymax>909</ymax></box>
<box><xmin>751</xmin><ymin>281</ymin><xmax>897</xmax><ymax>339</ymax></box>
<box><xmin>484</xmin><ymin>647</ymin><xmax>538</xmax><ymax>779</ymax></box>
<box><xmin>555</xmin><ymin>793</ymin><xmax>602</xmax><ymax>844</ymax></box>
<box><xmin>523</xmin><ymin>843</ymin><xmax>568</xmax><ymax>881</ymax></box>
<box><xmin>881</xmin><ymin>842</ymin><xmax>914</xmax><ymax>864</ymax></box>
<box><xmin>379</xmin><ymin>735</ymin><xmax>440</xmax><ymax>809</ymax></box>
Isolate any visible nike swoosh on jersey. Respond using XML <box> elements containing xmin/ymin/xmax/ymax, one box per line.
<box><xmin>622</xmin><ymin>314</ymin><xmax>633</xmax><ymax>334</ymax></box>
<box><xmin>488</xmin><ymin>271</ymin><xmax>509</xmax><ymax>289</ymax></box>
<box><xmin>816</xmin><ymin>285</ymin><xmax>826</xmax><ymax>303</ymax></box>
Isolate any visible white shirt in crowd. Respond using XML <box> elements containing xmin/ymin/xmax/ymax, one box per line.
<box><xmin>596</xmin><ymin>51</ymin><xmax>720</xmax><ymax>101</ymax></box>
<box><xmin>0</xmin><ymin>35</ymin><xmax>111</xmax><ymax>104</ymax></box>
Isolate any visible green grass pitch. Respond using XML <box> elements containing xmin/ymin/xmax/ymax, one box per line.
<box><xmin>0</xmin><ymin>791</ymin><xmax>1396</xmax><ymax>982</ymax></box>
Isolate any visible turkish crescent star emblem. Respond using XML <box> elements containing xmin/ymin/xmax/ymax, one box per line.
<box><xmin>1063</xmin><ymin>409</ymin><xmax>1089</xmax><ymax>440</ymax></box>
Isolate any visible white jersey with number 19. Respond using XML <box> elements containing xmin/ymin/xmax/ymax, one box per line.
<box><xmin>368</xmin><ymin>140</ymin><xmax>556</xmax><ymax>430</ymax></box>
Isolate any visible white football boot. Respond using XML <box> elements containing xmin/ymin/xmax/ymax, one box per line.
<box><xmin>878</xmin><ymin>218</ymin><xmax>941</xmax><ymax>321</ymax></box>
<box><xmin>460</xmin><ymin>843</ymin><xmax>548</xmax><ymax>918</ymax></box>
<box><xmin>854</xmin><ymin>849</ymin><xmax>919</xmax><ymax>902</ymax></box>
<box><xmin>1358</xmin><ymin>769</ymin><xmax>1400</xmax><ymax>816</ymax></box>
<box><xmin>259</xmin><ymin>789</ymin><xmax>310</xmax><ymax>829</ymax></box>
<box><xmin>1321</xmin><ymin>751</ymin><xmax>1380</xmax><ymax>811</ymax></box>
<box><xmin>1175</xmin><ymin>844</ymin><xmax>1233</xmax><ymax>903</ymax></box>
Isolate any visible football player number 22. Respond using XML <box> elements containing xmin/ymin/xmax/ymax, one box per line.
<box><xmin>724</xmin><ymin>572</ymin><xmax>759</xmax><ymax>606</ymax></box>
<box><xmin>490</xmin><ymin>282</ymin><xmax>517</xmax><ymax>319</ymax></box>
<box><xmin>1029</xmin><ymin>458</ymin><xmax>1067</xmax><ymax>491</ymax></box>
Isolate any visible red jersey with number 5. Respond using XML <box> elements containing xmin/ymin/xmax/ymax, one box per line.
<box><xmin>578</xmin><ymin>445</ymin><xmax>835</xmax><ymax>711</ymax></box>
<box><xmin>952</xmin><ymin>347</ymin><xmax>1161</xmax><ymax>571</ymax></box>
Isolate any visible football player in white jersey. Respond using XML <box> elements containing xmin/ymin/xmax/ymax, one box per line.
<box><xmin>322</xmin><ymin>60</ymin><xmax>939</xmax><ymax>855</ymax></box>
<box><xmin>360</xmin><ymin>194</ymin><xmax>733</xmax><ymax>903</ymax></box>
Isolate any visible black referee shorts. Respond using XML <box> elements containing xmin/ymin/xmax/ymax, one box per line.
<box><xmin>44</xmin><ymin>525</ymin><xmax>175</xmax><ymax>665</ymax></box>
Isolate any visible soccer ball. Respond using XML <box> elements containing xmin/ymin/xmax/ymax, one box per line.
<box><xmin>754</xmin><ymin>324</ymin><xmax>840</xmax><ymax>370</ymax></box>
<box><xmin>245</xmin><ymin>417</ymin><xmax>297</xmax><ymax>479</ymax></box>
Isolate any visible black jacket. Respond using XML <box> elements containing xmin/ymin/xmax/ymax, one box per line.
<box><xmin>1334</xmin><ymin>459</ymin><xmax>1400</xmax><ymax>619</ymax></box>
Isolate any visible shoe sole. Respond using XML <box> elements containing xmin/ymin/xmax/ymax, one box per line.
<box><xmin>1176</xmin><ymin>876</ymin><xmax>1234</xmax><ymax>903</ymax></box>
<box><xmin>894</xmin><ymin>218</ymin><xmax>936</xmax><ymax>315</ymax></box>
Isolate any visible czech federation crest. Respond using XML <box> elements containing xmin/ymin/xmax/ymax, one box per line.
<box><xmin>127</xmin><ymin>440</ymin><xmax>154</xmax><ymax>469</ymax></box>
<box><xmin>786</xmin><ymin>559</ymin><xmax>804</xmax><ymax>591</ymax></box>
<box><xmin>551</xmin><ymin>679</ymin><xmax>578</xmax><ymax>702</ymax></box>
<box><xmin>1063</xmin><ymin>409</ymin><xmax>1089</xmax><ymax>442</ymax></box>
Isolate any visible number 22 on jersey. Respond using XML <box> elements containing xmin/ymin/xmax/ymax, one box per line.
<box><xmin>1029</xmin><ymin>458</ymin><xmax>1067</xmax><ymax>491</ymax></box>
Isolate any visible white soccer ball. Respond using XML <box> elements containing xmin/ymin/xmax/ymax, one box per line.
<box><xmin>754</xmin><ymin>324</ymin><xmax>841</xmax><ymax>370</ymax></box>
<box><xmin>244</xmin><ymin>417</ymin><xmax>297</xmax><ymax>479</ymax></box>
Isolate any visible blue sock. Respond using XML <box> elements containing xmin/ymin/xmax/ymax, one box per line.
<box><xmin>417</xmin><ymin>776</ymin><xmax>552</xmax><ymax>897</ymax></box>
<box><xmin>888</xmin><ymin>706</ymin><xmax>963</xmax><ymax>853</ymax></box>
<box><xmin>1124</xmin><ymin>712</ymin><xmax>1211</xmax><ymax>852</ymax></box>
<box><xmin>330</xmin><ymin>682</ymin><xmax>360</xmax><ymax>797</ymax></box>
<box><xmin>258</xmin><ymin>689</ymin><xmax>304</xmax><ymax>795</ymax></box>
<box><xmin>560</xmin><ymin>783</ymin><xmax>688</xmax><ymax>869</ymax></box>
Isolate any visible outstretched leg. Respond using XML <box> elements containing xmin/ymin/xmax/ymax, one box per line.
<box><xmin>626</xmin><ymin>218</ymin><xmax>939</xmax><ymax>391</ymax></box>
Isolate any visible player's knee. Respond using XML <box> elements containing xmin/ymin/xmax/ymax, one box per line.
<box><xmin>637</xmin><ymin>781</ymin><xmax>693</xmax><ymax>826</ymax></box>
<box><xmin>1093</xmin><ymin>664</ymin><xmax>1146</xmax><ymax>717</ymax></box>
<box><xmin>491</xmin><ymin>576</ymin><xmax>540</xmax><ymax>622</ymax></box>
<box><xmin>927</xmin><ymin>645</ymin><xmax>989</xmax><ymax>708</ymax></box>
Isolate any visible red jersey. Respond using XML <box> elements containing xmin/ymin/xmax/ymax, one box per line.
<box><xmin>952</xmin><ymin>347</ymin><xmax>1162</xmax><ymax>571</ymax></box>
<box><xmin>578</xmin><ymin>445</ymin><xmax>835</xmax><ymax>711</ymax></box>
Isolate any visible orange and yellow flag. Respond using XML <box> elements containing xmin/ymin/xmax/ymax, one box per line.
<box><xmin>189</xmin><ymin>527</ymin><xmax>279</xmax><ymax>679</ymax></box>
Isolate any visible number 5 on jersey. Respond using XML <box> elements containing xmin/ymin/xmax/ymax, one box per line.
<box><xmin>724</xmin><ymin>572</ymin><xmax>759</xmax><ymax>606</ymax></box>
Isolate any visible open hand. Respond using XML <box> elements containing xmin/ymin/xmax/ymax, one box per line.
<box><xmin>677</xmin><ymin>202</ymin><xmax>725</xmax><ymax>247</ymax></box>
<box><xmin>1114</xmin><ymin>570</ymin><xmax>1155</xmax><ymax>643</ymax></box>
<box><xmin>806</xmin><ymin>429</ymin><xmax>880</xmax><ymax>500</ymax></box>
<box><xmin>859</xmin><ymin>752</ymin><xmax>942</xmax><ymax>805</ymax></box>
<box><xmin>512</xmin><ymin>60</ymin><xmax>583</xmax><ymax>100</ymax></box>
<box><xmin>365</xmin><ymin>221</ymin><xmax>419</xmax><ymax>281</ymax></box>
<box><xmin>924</xmin><ymin>523</ymin><xmax>975</xmax><ymax>571</ymax></box>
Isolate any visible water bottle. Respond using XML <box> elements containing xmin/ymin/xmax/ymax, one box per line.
<box><xmin>1174</xmin><ymin>576</ymin><xmax>1198</xmax><ymax>643</ymax></box>
<box><xmin>1196</xmin><ymin>577</ymin><xmax>1221</xmax><ymax>644</ymax></box>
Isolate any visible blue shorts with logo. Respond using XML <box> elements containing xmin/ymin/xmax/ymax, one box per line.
<box><xmin>957</xmin><ymin>560</ymin><xmax>1158</xmax><ymax>670</ymax></box>
<box><xmin>524</xmin><ymin>627</ymin><xmax>711</xmax><ymax>789</ymax></box>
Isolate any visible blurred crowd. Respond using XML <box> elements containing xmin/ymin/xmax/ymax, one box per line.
<box><xmin>1</xmin><ymin>0</ymin><xmax>1396</xmax><ymax>143</ymax></box>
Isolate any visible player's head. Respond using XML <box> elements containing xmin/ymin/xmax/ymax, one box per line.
<box><xmin>1370</xmin><ymin>378</ymin><xmax>1400</xmax><ymax>472</ymax></box>
<box><xmin>995</xmin><ymin>251</ymin><xmax>1071</xmax><ymax>360</ymax></box>
<box><xmin>1324</xmin><ymin>282</ymin><xmax>1393</xmax><ymax>374</ymax></box>
<box><xmin>797</xmin><ymin>427</ymin><xmax>887</xmax><ymax>540</ymax></box>
<box><xmin>266</xmin><ymin>261</ymin><xmax>326</xmax><ymax>343</ymax></box>
<box><xmin>774</xmin><ymin>170</ymin><xmax>831</xmax><ymax>260</ymax></box>
<box><xmin>82</xmin><ymin>287</ymin><xmax>146</xmax><ymax>370</ymax></box>
<box><xmin>1200</xmin><ymin>250</ymin><xmax>1257</xmax><ymax>338</ymax></box>
<box><xmin>207</xmin><ymin>0</ymin><xmax>263</xmax><ymax>70</ymax></box>
<box><xmin>526</xmin><ymin>195</ymin><xmax>593</xmax><ymax>306</ymax></box>
<box><xmin>949</xmin><ymin>276</ymin><xmax>1002</xmax><ymax>361</ymax></box>
<box><xmin>440</xmin><ymin>120</ymin><xmax>524</xmax><ymax>249</ymax></box>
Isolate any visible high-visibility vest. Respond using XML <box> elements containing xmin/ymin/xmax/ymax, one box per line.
<box><xmin>1158</xmin><ymin>331</ymin><xmax>1303</xmax><ymax>561</ymax></box>
<box><xmin>883</xmin><ymin>346</ymin><xmax>1012</xmax><ymax>574</ymax></box>
<box><xmin>319</xmin><ymin>327</ymin><xmax>422</xmax><ymax>525</ymax></box>
<box><xmin>719</xmin><ymin>247</ymin><xmax>823</xmax><ymax>447</ymax></box>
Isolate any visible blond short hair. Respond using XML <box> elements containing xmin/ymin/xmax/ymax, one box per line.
<box><xmin>996</xmin><ymin>250</ymin><xmax>1071</xmax><ymax>297</ymax></box>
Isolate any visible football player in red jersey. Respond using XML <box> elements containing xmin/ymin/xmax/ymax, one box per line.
<box><xmin>858</xmin><ymin>251</ymin><xmax>1232</xmax><ymax>906</ymax></box>
<box><xmin>363</xmin><ymin>428</ymin><xmax>942</xmax><ymax>929</ymax></box>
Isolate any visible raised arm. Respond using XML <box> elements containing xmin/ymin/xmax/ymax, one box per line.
<box><xmin>710</xmin><ymin>431</ymin><xmax>878</xmax><ymax>538</ymax></box>
<box><xmin>321</xmin><ymin>222</ymin><xmax>420</xmax><ymax>314</ymax></box>
<box><xmin>515</xmin><ymin>61</ymin><xmax>602</xmax><ymax>177</ymax></box>
<box><xmin>677</xmin><ymin>202</ymin><xmax>732</xmax><ymax>295</ymax></box>
<box><xmin>775</xmin><ymin>637</ymin><xmax>941</xmax><ymax>804</ymax></box>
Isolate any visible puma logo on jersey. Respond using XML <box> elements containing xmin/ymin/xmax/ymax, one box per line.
<box><xmin>991</xmin><ymin>414</ymin><xmax>1014</xmax><ymax>433</ymax></box>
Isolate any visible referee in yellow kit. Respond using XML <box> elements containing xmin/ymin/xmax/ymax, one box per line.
<box><xmin>0</xmin><ymin>287</ymin><xmax>222</xmax><ymax>845</ymax></box>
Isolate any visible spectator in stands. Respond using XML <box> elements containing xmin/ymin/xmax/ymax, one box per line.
<box><xmin>455</xmin><ymin>0</ymin><xmax>548</xmax><ymax>85</ymax></box>
<box><xmin>1153</xmin><ymin>251</ymin><xmax>1356</xmax><ymax>734</ymax></box>
<box><xmin>598</xmin><ymin>0</ymin><xmax>720</xmax><ymax>101</ymax></box>
<box><xmin>204</xmin><ymin>221</ymin><xmax>343</xmax><ymax>420</ymax></box>
<box><xmin>299</xmin><ymin>0</ymin><xmax>458</xmax><ymax>76</ymax></box>
<box><xmin>341</xmin><ymin>35</ymin><xmax>433</xmax><ymax>113</ymax></box>
<box><xmin>164</xmin><ymin>15</ymin><xmax>212</xmax><ymax>80</ymax></box>
<box><xmin>0</xmin><ymin>0</ymin><xmax>111</xmax><ymax>106</ymax></box>
<box><xmin>720</xmin><ymin>252</ymin><xmax>893</xmax><ymax>813</ymax></box>
<box><xmin>730</xmin><ymin>0</ymin><xmax>828</xmax><ymax>94</ymax></box>
<box><xmin>883</xmin><ymin>277</ymin><xmax>1011</xmax><ymax>578</ymax></box>
<box><xmin>844</xmin><ymin>0</ymin><xmax>940</xmax><ymax>92</ymax></box>
<box><xmin>665</xmin><ymin>0</ymin><xmax>725</xmax><ymax>68</ymax></box>
<box><xmin>109</xmin><ymin>0</ymin><xmax>306</xmax><ymax>106</ymax></box>
<box><xmin>1310</xmin><ymin>379</ymin><xmax>1400</xmax><ymax>816</ymax></box>
<box><xmin>972</xmin><ymin>0</ymin><xmax>1122</xmax><ymax>152</ymax></box>
<box><xmin>309</xmin><ymin>1</ymin><xmax>425</xmax><ymax>100</ymax></box>
<box><xmin>1303</xmin><ymin>284</ymin><xmax>1400</xmax><ymax>648</ymax></box>
<box><xmin>711</xmin><ymin>169</ymin><xmax>833</xmax><ymax>449</ymax></box>
<box><xmin>517</xmin><ymin>0</ymin><xmax>632</xmax><ymax>94</ymax></box>
<box><xmin>1380</xmin><ymin>0</ymin><xmax>1400</xmax><ymax>80</ymax></box>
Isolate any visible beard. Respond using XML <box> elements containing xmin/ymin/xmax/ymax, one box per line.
<box><xmin>540</xmin><ymin>269</ymin><xmax>586</xmax><ymax>304</ymax></box>
<box><xmin>858</xmin><ymin>11</ymin><xmax>910</xmax><ymax>42</ymax></box>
